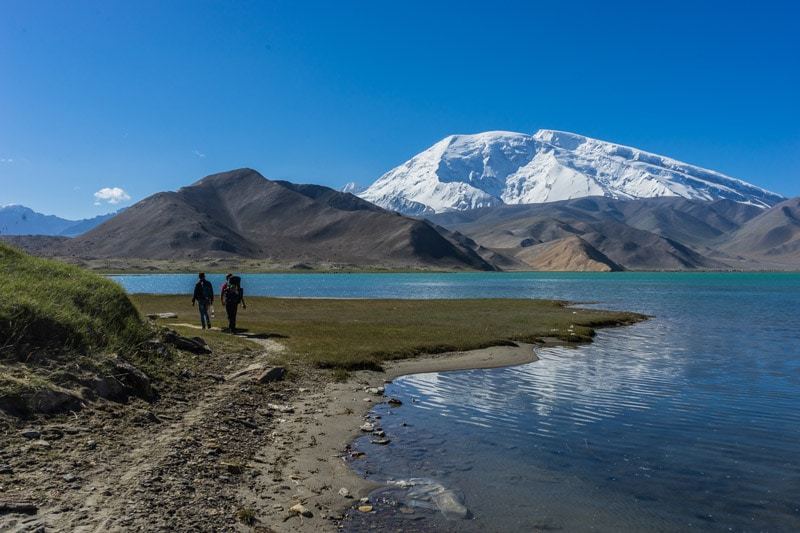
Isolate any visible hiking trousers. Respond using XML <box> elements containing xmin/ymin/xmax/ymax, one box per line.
<box><xmin>226</xmin><ymin>302</ymin><xmax>239</xmax><ymax>332</ymax></box>
<box><xmin>198</xmin><ymin>301</ymin><xmax>211</xmax><ymax>329</ymax></box>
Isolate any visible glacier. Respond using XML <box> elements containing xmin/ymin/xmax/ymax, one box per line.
<box><xmin>359</xmin><ymin>130</ymin><xmax>785</xmax><ymax>214</ymax></box>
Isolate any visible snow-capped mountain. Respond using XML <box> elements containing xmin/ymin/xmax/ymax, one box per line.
<box><xmin>359</xmin><ymin>130</ymin><xmax>785</xmax><ymax>214</ymax></box>
<box><xmin>340</xmin><ymin>181</ymin><xmax>364</xmax><ymax>194</ymax></box>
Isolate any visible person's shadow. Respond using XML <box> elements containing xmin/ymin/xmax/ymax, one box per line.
<box><xmin>237</xmin><ymin>331</ymin><xmax>289</xmax><ymax>340</ymax></box>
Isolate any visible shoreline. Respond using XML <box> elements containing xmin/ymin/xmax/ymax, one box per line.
<box><xmin>243</xmin><ymin>340</ymin><xmax>552</xmax><ymax>532</ymax></box>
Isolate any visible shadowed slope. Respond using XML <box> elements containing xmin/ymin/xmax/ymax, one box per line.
<box><xmin>428</xmin><ymin>196</ymin><xmax>757</xmax><ymax>270</ymax></box>
<box><xmin>718</xmin><ymin>198</ymin><xmax>800</xmax><ymax>267</ymax></box>
<box><xmin>69</xmin><ymin>169</ymin><xmax>496</xmax><ymax>270</ymax></box>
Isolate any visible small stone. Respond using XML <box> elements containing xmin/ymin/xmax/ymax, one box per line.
<box><xmin>63</xmin><ymin>473</ymin><xmax>78</xmax><ymax>482</ymax></box>
<box><xmin>273</xmin><ymin>505</ymin><xmax>284</xmax><ymax>511</ymax></box>
<box><xmin>387</xmin><ymin>398</ymin><xmax>403</xmax><ymax>407</ymax></box>
<box><xmin>373</xmin><ymin>430</ymin><xmax>386</xmax><ymax>437</ymax></box>
<box><xmin>41</xmin><ymin>428</ymin><xmax>64</xmax><ymax>440</ymax></box>
<box><xmin>362</xmin><ymin>398</ymin><xmax>372</xmax><ymax>402</ymax></box>
<box><xmin>256</xmin><ymin>367</ymin><xmax>286</xmax><ymax>384</ymax></box>
<box><xmin>289</xmin><ymin>503</ymin><xmax>312</xmax><ymax>517</ymax></box>
<box><xmin>357</xmin><ymin>505</ymin><xmax>373</xmax><ymax>513</ymax></box>
<box><xmin>359</xmin><ymin>423</ymin><xmax>374</xmax><ymax>432</ymax></box>
<box><xmin>359</xmin><ymin>497</ymin><xmax>370</xmax><ymax>504</ymax></box>
<box><xmin>370</xmin><ymin>438</ymin><xmax>391</xmax><ymax>445</ymax></box>
<box><xmin>267</xmin><ymin>403</ymin><xmax>294</xmax><ymax>414</ymax></box>
<box><xmin>20</xmin><ymin>428</ymin><xmax>40</xmax><ymax>439</ymax></box>
<box><xmin>0</xmin><ymin>464</ymin><xmax>13</xmax><ymax>474</ymax></box>
<box><xmin>30</xmin><ymin>439</ymin><xmax>51</xmax><ymax>449</ymax></box>
<box><xmin>338</xmin><ymin>488</ymin><xmax>350</xmax><ymax>498</ymax></box>
<box><xmin>0</xmin><ymin>502</ymin><xmax>37</xmax><ymax>515</ymax></box>
<box><xmin>85</xmin><ymin>440</ymin><xmax>97</xmax><ymax>450</ymax></box>
<box><xmin>221</xmin><ymin>462</ymin><xmax>243</xmax><ymax>475</ymax></box>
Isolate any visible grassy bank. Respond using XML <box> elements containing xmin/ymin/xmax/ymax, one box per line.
<box><xmin>0</xmin><ymin>243</ymin><xmax>149</xmax><ymax>356</ymax></box>
<box><xmin>0</xmin><ymin>243</ymin><xmax>160</xmax><ymax>417</ymax></box>
<box><xmin>131</xmin><ymin>295</ymin><xmax>645</xmax><ymax>370</ymax></box>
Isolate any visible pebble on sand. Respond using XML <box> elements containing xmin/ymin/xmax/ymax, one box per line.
<box><xmin>289</xmin><ymin>503</ymin><xmax>313</xmax><ymax>517</ymax></box>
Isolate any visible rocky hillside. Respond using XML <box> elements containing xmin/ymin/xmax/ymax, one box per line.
<box><xmin>716</xmin><ymin>197</ymin><xmax>800</xmax><ymax>268</ymax></box>
<box><xmin>43</xmin><ymin>169</ymin><xmax>498</xmax><ymax>271</ymax></box>
<box><xmin>429</xmin><ymin>196</ymin><xmax>800</xmax><ymax>271</ymax></box>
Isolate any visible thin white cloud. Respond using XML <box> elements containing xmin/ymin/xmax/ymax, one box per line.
<box><xmin>0</xmin><ymin>158</ymin><xmax>13</xmax><ymax>163</ymax></box>
<box><xmin>193</xmin><ymin>149</ymin><xmax>206</xmax><ymax>159</ymax></box>
<box><xmin>93</xmin><ymin>187</ymin><xmax>131</xmax><ymax>205</ymax></box>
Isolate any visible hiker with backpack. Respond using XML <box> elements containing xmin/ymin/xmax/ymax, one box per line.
<box><xmin>191</xmin><ymin>272</ymin><xmax>214</xmax><ymax>329</ymax></box>
<box><xmin>221</xmin><ymin>275</ymin><xmax>246</xmax><ymax>333</ymax></box>
<box><xmin>220</xmin><ymin>273</ymin><xmax>232</xmax><ymax>302</ymax></box>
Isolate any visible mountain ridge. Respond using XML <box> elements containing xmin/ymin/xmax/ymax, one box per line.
<box><xmin>0</xmin><ymin>205</ymin><xmax>120</xmax><ymax>237</ymax></box>
<box><xmin>360</xmin><ymin>130</ymin><xmax>785</xmax><ymax>215</ymax></box>
<box><xmin>41</xmin><ymin>168</ymin><xmax>497</xmax><ymax>271</ymax></box>
<box><xmin>427</xmin><ymin>195</ymin><xmax>800</xmax><ymax>271</ymax></box>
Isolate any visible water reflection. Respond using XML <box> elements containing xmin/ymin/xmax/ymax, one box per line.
<box><xmin>345</xmin><ymin>274</ymin><xmax>800</xmax><ymax>532</ymax></box>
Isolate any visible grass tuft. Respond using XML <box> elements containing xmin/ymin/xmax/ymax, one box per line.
<box><xmin>235</xmin><ymin>507</ymin><xmax>257</xmax><ymax>525</ymax></box>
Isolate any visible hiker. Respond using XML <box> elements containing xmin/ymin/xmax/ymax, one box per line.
<box><xmin>191</xmin><ymin>272</ymin><xmax>214</xmax><ymax>329</ymax></box>
<box><xmin>220</xmin><ymin>273</ymin><xmax>232</xmax><ymax>300</ymax></box>
<box><xmin>222</xmin><ymin>275</ymin><xmax>246</xmax><ymax>333</ymax></box>
<box><xmin>218</xmin><ymin>273</ymin><xmax>233</xmax><ymax>322</ymax></box>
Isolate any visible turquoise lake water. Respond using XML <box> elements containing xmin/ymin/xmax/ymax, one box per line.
<box><xmin>111</xmin><ymin>272</ymin><xmax>800</xmax><ymax>532</ymax></box>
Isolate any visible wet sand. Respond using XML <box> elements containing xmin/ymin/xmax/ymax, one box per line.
<box><xmin>242</xmin><ymin>342</ymin><xmax>542</xmax><ymax>532</ymax></box>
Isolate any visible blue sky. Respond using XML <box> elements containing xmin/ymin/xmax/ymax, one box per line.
<box><xmin>1</xmin><ymin>0</ymin><xmax>798</xmax><ymax>219</ymax></box>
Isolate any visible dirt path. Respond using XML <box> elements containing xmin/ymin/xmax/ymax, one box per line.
<box><xmin>1</xmin><ymin>334</ymin><xmax>289</xmax><ymax>532</ymax></box>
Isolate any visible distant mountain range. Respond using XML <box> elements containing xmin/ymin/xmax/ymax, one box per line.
<box><xmin>360</xmin><ymin>130</ymin><xmax>785</xmax><ymax>215</ymax></box>
<box><xmin>0</xmin><ymin>205</ymin><xmax>119</xmax><ymax>237</ymax></box>
<box><xmin>428</xmin><ymin>196</ymin><xmax>800</xmax><ymax>271</ymax></box>
<box><xmin>3</xmin><ymin>165</ymin><xmax>797</xmax><ymax>272</ymax></box>
<box><xmin>4</xmin><ymin>169</ymin><xmax>495</xmax><ymax>271</ymax></box>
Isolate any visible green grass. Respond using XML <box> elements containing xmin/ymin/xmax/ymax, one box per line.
<box><xmin>0</xmin><ymin>243</ymin><xmax>150</xmax><ymax>358</ymax></box>
<box><xmin>0</xmin><ymin>244</ymin><xmax>161</xmax><ymax>416</ymax></box>
<box><xmin>131</xmin><ymin>295</ymin><xmax>645</xmax><ymax>370</ymax></box>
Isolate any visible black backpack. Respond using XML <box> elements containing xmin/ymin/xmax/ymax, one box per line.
<box><xmin>225</xmin><ymin>284</ymin><xmax>241</xmax><ymax>305</ymax></box>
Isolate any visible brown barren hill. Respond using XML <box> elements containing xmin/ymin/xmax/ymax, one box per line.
<box><xmin>428</xmin><ymin>196</ymin><xmax>755</xmax><ymax>271</ymax></box>
<box><xmin>718</xmin><ymin>197</ymin><xmax>800</xmax><ymax>267</ymax></box>
<box><xmin>516</xmin><ymin>236</ymin><xmax>623</xmax><ymax>271</ymax></box>
<box><xmin>66</xmin><ymin>169</ymin><xmax>497</xmax><ymax>270</ymax></box>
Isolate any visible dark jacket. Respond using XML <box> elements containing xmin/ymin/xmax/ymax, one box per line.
<box><xmin>192</xmin><ymin>279</ymin><xmax>213</xmax><ymax>304</ymax></box>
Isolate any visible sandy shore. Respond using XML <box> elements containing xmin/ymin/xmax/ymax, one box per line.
<box><xmin>0</xmin><ymin>337</ymin><xmax>571</xmax><ymax>532</ymax></box>
<box><xmin>240</xmin><ymin>341</ymin><xmax>543</xmax><ymax>532</ymax></box>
